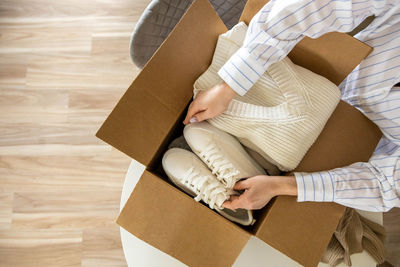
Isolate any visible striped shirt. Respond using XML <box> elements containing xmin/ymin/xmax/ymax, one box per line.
<box><xmin>218</xmin><ymin>0</ymin><xmax>400</xmax><ymax>212</ymax></box>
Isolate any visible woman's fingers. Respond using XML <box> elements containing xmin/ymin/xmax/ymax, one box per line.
<box><xmin>222</xmin><ymin>194</ymin><xmax>248</xmax><ymax>210</ymax></box>
<box><xmin>233</xmin><ymin>179</ymin><xmax>250</xmax><ymax>190</ymax></box>
<box><xmin>192</xmin><ymin>110</ymin><xmax>210</xmax><ymax>123</ymax></box>
<box><xmin>183</xmin><ymin>101</ymin><xmax>203</xmax><ymax>124</ymax></box>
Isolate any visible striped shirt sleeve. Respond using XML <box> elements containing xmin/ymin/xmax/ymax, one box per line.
<box><xmin>294</xmin><ymin>160</ymin><xmax>400</xmax><ymax>212</ymax></box>
<box><xmin>219</xmin><ymin>0</ymin><xmax>391</xmax><ymax>96</ymax></box>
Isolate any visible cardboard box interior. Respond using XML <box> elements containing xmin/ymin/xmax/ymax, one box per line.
<box><xmin>96</xmin><ymin>0</ymin><xmax>383</xmax><ymax>266</ymax></box>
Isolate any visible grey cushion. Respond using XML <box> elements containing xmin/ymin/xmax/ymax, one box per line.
<box><xmin>130</xmin><ymin>0</ymin><xmax>247</xmax><ymax>68</ymax></box>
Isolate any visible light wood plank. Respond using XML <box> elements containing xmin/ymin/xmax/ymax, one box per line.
<box><xmin>0</xmin><ymin>54</ymin><xmax>27</xmax><ymax>90</ymax></box>
<box><xmin>12</xmin><ymin>190</ymin><xmax>122</xmax><ymax>228</ymax></box>
<box><xmin>0</xmin><ymin>229</ymin><xmax>82</xmax><ymax>267</ymax></box>
<box><xmin>0</xmin><ymin>122</ymin><xmax>102</xmax><ymax>147</ymax></box>
<box><xmin>0</xmin><ymin>0</ymin><xmax>148</xmax><ymax>18</ymax></box>
<box><xmin>0</xmin><ymin>155</ymin><xmax>129</xmax><ymax>192</ymax></box>
<box><xmin>0</xmin><ymin>89</ymin><xmax>69</xmax><ymax>112</ymax></box>
<box><xmin>82</xmin><ymin>226</ymin><xmax>127</xmax><ymax>267</ymax></box>
<box><xmin>0</xmin><ymin>193</ymin><xmax>12</xmax><ymax>229</ymax></box>
<box><xmin>0</xmin><ymin>25</ymin><xmax>92</xmax><ymax>54</ymax></box>
<box><xmin>25</xmin><ymin>54</ymin><xmax>136</xmax><ymax>91</ymax></box>
<box><xmin>0</xmin><ymin>0</ymin><xmax>151</xmax><ymax>264</ymax></box>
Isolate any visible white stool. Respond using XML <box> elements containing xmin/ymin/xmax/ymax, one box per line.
<box><xmin>120</xmin><ymin>159</ymin><xmax>383</xmax><ymax>267</ymax></box>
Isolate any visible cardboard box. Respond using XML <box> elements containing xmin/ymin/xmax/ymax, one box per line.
<box><xmin>96</xmin><ymin>0</ymin><xmax>383</xmax><ymax>266</ymax></box>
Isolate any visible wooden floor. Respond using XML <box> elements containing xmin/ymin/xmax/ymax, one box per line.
<box><xmin>0</xmin><ymin>0</ymin><xmax>399</xmax><ymax>266</ymax></box>
<box><xmin>0</xmin><ymin>0</ymin><xmax>149</xmax><ymax>265</ymax></box>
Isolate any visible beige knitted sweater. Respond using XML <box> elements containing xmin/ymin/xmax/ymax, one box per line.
<box><xmin>194</xmin><ymin>22</ymin><xmax>341</xmax><ymax>171</ymax></box>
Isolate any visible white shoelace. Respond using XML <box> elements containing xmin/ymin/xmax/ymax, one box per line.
<box><xmin>199</xmin><ymin>143</ymin><xmax>240</xmax><ymax>188</ymax></box>
<box><xmin>182</xmin><ymin>166</ymin><xmax>230</xmax><ymax>209</ymax></box>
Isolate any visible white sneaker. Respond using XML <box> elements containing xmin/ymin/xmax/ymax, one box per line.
<box><xmin>162</xmin><ymin>148</ymin><xmax>255</xmax><ymax>225</ymax></box>
<box><xmin>184</xmin><ymin>121</ymin><xmax>266</xmax><ymax>188</ymax></box>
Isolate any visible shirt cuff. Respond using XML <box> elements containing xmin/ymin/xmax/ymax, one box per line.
<box><xmin>217</xmin><ymin>47</ymin><xmax>267</xmax><ymax>96</ymax></box>
<box><xmin>294</xmin><ymin>171</ymin><xmax>336</xmax><ymax>202</ymax></box>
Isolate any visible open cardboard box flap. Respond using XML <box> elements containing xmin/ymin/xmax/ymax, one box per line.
<box><xmin>117</xmin><ymin>170</ymin><xmax>251</xmax><ymax>267</ymax></box>
<box><xmin>96</xmin><ymin>0</ymin><xmax>227</xmax><ymax>166</ymax></box>
<box><xmin>96</xmin><ymin>0</ymin><xmax>383</xmax><ymax>266</ymax></box>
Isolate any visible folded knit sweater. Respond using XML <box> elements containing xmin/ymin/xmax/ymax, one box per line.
<box><xmin>193</xmin><ymin>22</ymin><xmax>341</xmax><ymax>171</ymax></box>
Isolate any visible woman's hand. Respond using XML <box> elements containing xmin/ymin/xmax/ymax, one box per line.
<box><xmin>222</xmin><ymin>175</ymin><xmax>298</xmax><ymax>210</ymax></box>
<box><xmin>183</xmin><ymin>82</ymin><xmax>236</xmax><ymax>124</ymax></box>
